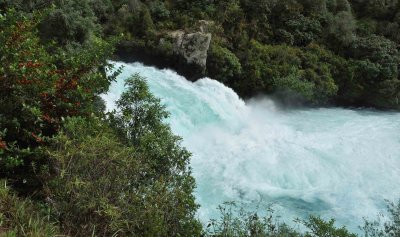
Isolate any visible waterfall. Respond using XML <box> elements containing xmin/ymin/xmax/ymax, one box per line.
<box><xmin>103</xmin><ymin>61</ymin><xmax>400</xmax><ymax>233</ymax></box>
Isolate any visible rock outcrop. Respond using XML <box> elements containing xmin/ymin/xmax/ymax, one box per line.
<box><xmin>116</xmin><ymin>21</ymin><xmax>213</xmax><ymax>80</ymax></box>
<box><xmin>167</xmin><ymin>30</ymin><xmax>212</xmax><ymax>74</ymax></box>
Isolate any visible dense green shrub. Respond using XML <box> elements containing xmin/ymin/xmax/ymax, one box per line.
<box><xmin>326</xmin><ymin>0</ymin><xmax>351</xmax><ymax>13</ymax></box>
<box><xmin>0</xmin><ymin>9</ymin><xmax>116</xmax><ymax>194</ymax></box>
<box><xmin>148</xmin><ymin>0</ymin><xmax>170</xmax><ymax>21</ymax></box>
<box><xmin>238</xmin><ymin>41</ymin><xmax>337</xmax><ymax>104</ymax></box>
<box><xmin>39</xmin><ymin>0</ymin><xmax>99</xmax><ymax>45</ymax></box>
<box><xmin>0</xmin><ymin>180</ymin><xmax>59</xmax><ymax>236</ymax></box>
<box><xmin>4</xmin><ymin>0</ymin><xmax>400</xmax><ymax>109</ymax></box>
<box><xmin>0</xmin><ymin>0</ymin><xmax>52</xmax><ymax>12</ymax></box>
<box><xmin>112</xmin><ymin>75</ymin><xmax>201</xmax><ymax>235</ymax></box>
<box><xmin>45</xmin><ymin>117</ymin><xmax>147</xmax><ymax>236</ymax></box>
<box><xmin>350</xmin><ymin>35</ymin><xmax>399</xmax><ymax>81</ymax></box>
<box><xmin>326</xmin><ymin>11</ymin><xmax>356</xmax><ymax>47</ymax></box>
<box><xmin>3</xmin><ymin>1</ymin><xmax>400</xmax><ymax>236</ymax></box>
<box><xmin>1</xmin><ymin>7</ymin><xmax>201</xmax><ymax>237</ymax></box>
<box><xmin>205</xmin><ymin>202</ymin><xmax>299</xmax><ymax>237</ymax></box>
<box><xmin>44</xmin><ymin>75</ymin><xmax>201</xmax><ymax>236</ymax></box>
<box><xmin>83</xmin><ymin>0</ymin><xmax>400</xmax><ymax>110</ymax></box>
<box><xmin>207</xmin><ymin>43</ymin><xmax>242</xmax><ymax>83</ymax></box>
<box><xmin>205</xmin><ymin>202</ymin><xmax>357</xmax><ymax>237</ymax></box>
<box><xmin>302</xmin><ymin>216</ymin><xmax>357</xmax><ymax>237</ymax></box>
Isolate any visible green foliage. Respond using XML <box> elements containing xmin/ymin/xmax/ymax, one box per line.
<box><xmin>86</xmin><ymin>0</ymin><xmax>400</xmax><ymax>110</ymax></box>
<box><xmin>148</xmin><ymin>0</ymin><xmax>170</xmax><ymax>21</ymax></box>
<box><xmin>362</xmin><ymin>199</ymin><xmax>400</xmax><ymax>237</ymax></box>
<box><xmin>239</xmin><ymin>0</ymin><xmax>272</xmax><ymax>43</ymax></box>
<box><xmin>302</xmin><ymin>216</ymin><xmax>357</xmax><ymax>237</ymax></box>
<box><xmin>110</xmin><ymin>74</ymin><xmax>196</xmax><ymax>180</ymax></box>
<box><xmin>6</xmin><ymin>0</ymin><xmax>400</xmax><ymax>109</ymax></box>
<box><xmin>205</xmin><ymin>202</ymin><xmax>359</xmax><ymax>237</ymax></box>
<box><xmin>0</xmin><ymin>0</ymin><xmax>52</xmax><ymax>12</ymax></box>
<box><xmin>350</xmin><ymin>0</ymin><xmax>398</xmax><ymax>19</ymax></box>
<box><xmin>272</xmin><ymin>70</ymin><xmax>316</xmax><ymax>102</ymax></box>
<box><xmin>39</xmin><ymin>0</ymin><xmax>100</xmax><ymax>45</ymax></box>
<box><xmin>46</xmin><ymin>113</ymin><xmax>201</xmax><ymax>236</ymax></box>
<box><xmin>207</xmin><ymin>43</ymin><xmax>242</xmax><ymax>83</ymax></box>
<box><xmin>327</xmin><ymin>11</ymin><xmax>356</xmax><ymax>47</ymax></box>
<box><xmin>346</xmin><ymin>35</ymin><xmax>400</xmax><ymax>108</ymax></box>
<box><xmin>282</xmin><ymin>14</ymin><xmax>322</xmax><ymax>46</ymax></box>
<box><xmin>112</xmin><ymin>75</ymin><xmax>201</xmax><ymax>235</ymax></box>
<box><xmin>372</xmin><ymin>79</ymin><xmax>400</xmax><ymax>109</ymax></box>
<box><xmin>326</xmin><ymin>0</ymin><xmax>351</xmax><ymax>13</ymax></box>
<box><xmin>350</xmin><ymin>35</ymin><xmax>399</xmax><ymax>81</ymax></box>
<box><xmin>217</xmin><ymin>1</ymin><xmax>248</xmax><ymax>49</ymax></box>
<box><xmin>90</xmin><ymin>0</ymin><xmax>114</xmax><ymax>24</ymax></box>
<box><xmin>238</xmin><ymin>41</ymin><xmax>338</xmax><ymax>104</ymax></box>
<box><xmin>0</xmin><ymin>9</ymin><xmax>116</xmax><ymax>194</ymax></box>
<box><xmin>1</xmin><ymin>8</ymin><xmax>201</xmax><ymax>237</ymax></box>
<box><xmin>0</xmin><ymin>180</ymin><xmax>59</xmax><ymax>236</ymax></box>
<box><xmin>112</xmin><ymin>74</ymin><xmax>168</xmax><ymax>146</ymax></box>
<box><xmin>205</xmin><ymin>202</ymin><xmax>301</xmax><ymax>237</ymax></box>
<box><xmin>103</xmin><ymin>2</ymin><xmax>156</xmax><ymax>39</ymax></box>
<box><xmin>356</xmin><ymin>18</ymin><xmax>378</xmax><ymax>37</ymax></box>
<box><xmin>3</xmin><ymin>1</ymin><xmax>400</xmax><ymax>236</ymax></box>
<box><xmin>45</xmin><ymin>117</ymin><xmax>144</xmax><ymax>236</ymax></box>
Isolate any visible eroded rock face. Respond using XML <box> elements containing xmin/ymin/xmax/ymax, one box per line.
<box><xmin>116</xmin><ymin>21</ymin><xmax>213</xmax><ymax>80</ymax></box>
<box><xmin>168</xmin><ymin>30</ymin><xmax>212</xmax><ymax>73</ymax></box>
<box><xmin>197</xmin><ymin>20</ymin><xmax>215</xmax><ymax>33</ymax></box>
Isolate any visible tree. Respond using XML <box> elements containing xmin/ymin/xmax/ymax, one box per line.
<box><xmin>303</xmin><ymin>216</ymin><xmax>357</xmax><ymax>237</ymax></box>
<box><xmin>114</xmin><ymin>75</ymin><xmax>200</xmax><ymax>226</ymax></box>
<box><xmin>239</xmin><ymin>41</ymin><xmax>338</xmax><ymax>104</ymax></box>
<box><xmin>328</xmin><ymin>11</ymin><xmax>356</xmax><ymax>47</ymax></box>
<box><xmin>113</xmin><ymin>74</ymin><xmax>168</xmax><ymax>147</ymax></box>
<box><xmin>0</xmin><ymin>180</ymin><xmax>60</xmax><ymax>236</ymax></box>
<box><xmin>39</xmin><ymin>0</ymin><xmax>99</xmax><ymax>45</ymax></box>
<box><xmin>326</xmin><ymin>0</ymin><xmax>351</xmax><ymax>13</ymax></box>
<box><xmin>47</xmin><ymin>117</ymin><xmax>197</xmax><ymax>236</ymax></box>
<box><xmin>351</xmin><ymin>0</ymin><xmax>399</xmax><ymax>19</ymax></box>
<box><xmin>240</xmin><ymin>0</ymin><xmax>273</xmax><ymax>42</ymax></box>
<box><xmin>0</xmin><ymin>9</ymin><xmax>116</xmax><ymax>194</ymax></box>
<box><xmin>207</xmin><ymin>43</ymin><xmax>242</xmax><ymax>83</ymax></box>
<box><xmin>0</xmin><ymin>0</ymin><xmax>53</xmax><ymax>12</ymax></box>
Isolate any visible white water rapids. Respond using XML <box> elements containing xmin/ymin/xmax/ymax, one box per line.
<box><xmin>103</xmin><ymin>62</ymin><xmax>400</xmax><ymax>233</ymax></box>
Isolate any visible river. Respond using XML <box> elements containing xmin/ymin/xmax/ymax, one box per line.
<box><xmin>103</xmin><ymin>62</ymin><xmax>400</xmax><ymax>233</ymax></box>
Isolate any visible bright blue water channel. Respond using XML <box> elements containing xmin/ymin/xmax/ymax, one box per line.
<box><xmin>103</xmin><ymin>62</ymin><xmax>400</xmax><ymax>233</ymax></box>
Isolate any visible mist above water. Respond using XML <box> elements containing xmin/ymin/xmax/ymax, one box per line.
<box><xmin>103</xmin><ymin>62</ymin><xmax>400</xmax><ymax>233</ymax></box>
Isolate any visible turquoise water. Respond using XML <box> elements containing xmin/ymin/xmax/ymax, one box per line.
<box><xmin>103</xmin><ymin>62</ymin><xmax>400</xmax><ymax>233</ymax></box>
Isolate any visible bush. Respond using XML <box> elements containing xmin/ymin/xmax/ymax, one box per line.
<box><xmin>207</xmin><ymin>43</ymin><xmax>242</xmax><ymax>83</ymax></box>
<box><xmin>39</xmin><ymin>0</ymin><xmax>99</xmax><ymax>45</ymax></box>
<box><xmin>272</xmin><ymin>69</ymin><xmax>315</xmax><ymax>103</ymax></box>
<box><xmin>205</xmin><ymin>202</ymin><xmax>357</xmax><ymax>237</ymax></box>
<box><xmin>44</xmin><ymin>75</ymin><xmax>201</xmax><ymax>236</ymax></box>
<box><xmin>0</xmin><ymin>180</ymin><xmax>59</xmax><ymax>236</ymax></box>
<box><xmin>45</xmin><ymin>117</ymin><xmax>144</xmax><ymax>236</ymax></box>
<box><xmin>238</xmin><ymin>41</ymin><xmax>338</xmax><ymax>104</ymax></box>
<box><xmin>205</xmin><ymin>202</ymin><xmax>301</xmax><ymax>237</ymax></box>
<box><xmin>0</xmin><ymin>8</ymin><xmax>116</xmax><ymax>194</ymax></box>
<box><xmin>349</xmin><ymin>35</ymin><xmax>399</xmax><ymax>81</ymax></box>
<box><xmin>302</xmin><ymin>216</ymin><xmax>357</xmax><ymax>237</ymax></box>
<box><xmin>328</xmin><ymin>11</ymin><xmax>356</xmax><ymax>47</ymax></box>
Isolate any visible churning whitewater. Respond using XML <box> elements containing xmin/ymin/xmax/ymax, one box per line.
<box><xmin>103</xmin><ymin>62</ymin><xmax>400</xmax><ymax>232</ymax></box>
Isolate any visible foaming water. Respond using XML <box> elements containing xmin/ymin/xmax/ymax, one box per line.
<box><xmin>103</xmin><ymin>62</ymin><xmax>400</xmax><ymax>233</ymax></box>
